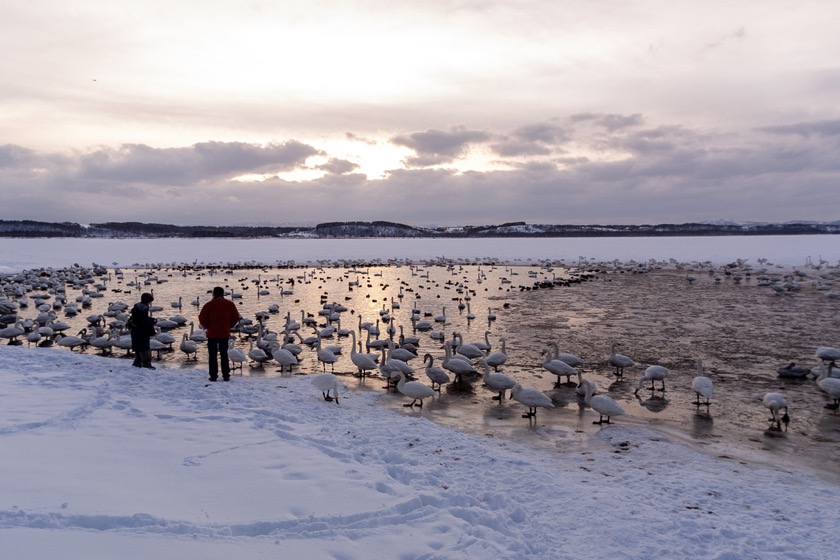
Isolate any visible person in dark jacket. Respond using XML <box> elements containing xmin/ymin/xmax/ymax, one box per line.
<box><xmin>130</xmin><ymin>292</ymin><xmax>157</xmax><ymax>369</ymax></box>
<box><xmin>198</xmin><ymin>286</ymin><xmax>241</xmax><ymax>381</ymax></box>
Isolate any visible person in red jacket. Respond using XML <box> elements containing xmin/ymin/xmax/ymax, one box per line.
<box><xmin>198</xmin><ymin>286</ymin><xmax>241</xmax><ymax>382</ymax></box>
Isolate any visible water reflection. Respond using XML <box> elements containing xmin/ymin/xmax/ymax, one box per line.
<box><xmin>4</xmin><ymin>260</ymin><xmax>840</xmax><ymax>478</ymax></box>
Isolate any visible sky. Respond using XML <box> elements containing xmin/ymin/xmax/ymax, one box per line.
<box><xmin>3</xmin><ymin>345</ymin><xmax>840</xmax><ymax>559</ymax></box>
<box><xmin>2</xmin><ymin>1</ymin><xmax>840</xmax><ymax>227</ymax></box>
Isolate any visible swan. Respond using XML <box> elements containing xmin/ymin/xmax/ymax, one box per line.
<box><xmin>691</xmin><ymin>358</ymin><xmax>713</xmax><ymax>407</ymax></box>
<box><xmin>188</xmin><ymin>322</ymin><xmax>207</xmax><ymax>342</ymax></box>
<box><xmin>763</xmin><ymin>392</ymin><xmax>790</xmax><ymax>428</ymax></box>
<box><xmin>349</xmin><ymin>331</ymin><xmax>379</xmax><ymax>378</ymax></box>
<box><xmin>550</xmin><ymin>341</ymin><xmax>583</xmax><ymax>368</ymax></box>
<box><xmin>248</xmin><ymin>338</ymin><xmax>271</xmax><ymax>364</ymax></box>
<box><xmin>55</xmin><ymin>332</ymin><xmax>89</xmax><ymax>351</ymax></box>
<box><xmin>311</xmin><ymin>373</ymin><xmax>341</xmax><ymax>403</ymax></box>
<box><xmin>90</xmin><ymin>328</ymin><xmax>115</xmax><ymax>355</ymax></box>
<box><xmin>583</xmin><ymin>379</ymin><xmax>626</xmax><ymax>424</ymax></box>
<box><xmin>635</xmin><ymin>365</ymin><xmax>669</xmax><ymax>393</ymax></box>
<box><xmin>816</xmin><ymin>346</ymin><xmax>840</xmax><ymax>365</ymax></box>
<box><xmin>487</xmin><ymin>307</ymin><xmax>497</xmax><ymax>321</ymax></box>
<box><xmin>540</xmin><ymin>349</ymin><xmax>580</xmax><ymax>386</ymax></box>
<box><xmin>442</xmin><ymin>344</ymin><xmax>478</xmax><ymax>383</ymax></box>
<box><xmin>0</xmin><ymin>320</ymin><xmax>25</xmax><ymax>345</ymax></box>
<box><xmin>228</xmin><ymin>337</ymin><xmax>247</xmax><ymax>372</ymax></box>
<box><xmin>314</xmin><ymin>330</ymin><xmax>338</xmax><ymax>373</ymax></box>
<box><xmin>480</xmin><ymin>359</ymin><xmax>516</xmax><ymax>401</ymax></box>
<box><xmin>179</xmin><ymin>333</ymin><xmax>198</xmax><ymax>361</ymax></box>
<box><xmin>454</xmin><ymin>332</ymin><xmax>485</xmax><ymax>359</ymax></box>
<box><xmin>816</xmin><ymin>362</ymin><xmax>840</xmax><ymax>410</ymax></box>
<box><xmin>608</xmin><ymin>342</ymin><xmax>634</xmax><ymax>378</ymax></box>
<box><xmin>393</xmin><ymin>371</ymin><xmax>435</xmax><ymax>407</ymax></box>
<box><xmin>423</xmin><ymin>353</ymin><xmax>450</xmax><ymax>391</ymax></box>
<box><xmin>154</xmin><ymin>328</ymin><xmax>176</xmax><ymax>348</ymax></box>
<box><xmin>434</xmin><ymin>307</ymin><xmax>447</xmax><ymax>324</ymax></box>
<box><xmin>510</xmin><ymin>383</ymin><xmax>554</xmax><ymax>418</ymax></box>
<box><xmin>387</xmin><ymin>338</ymin><xmax>417</xmax><ymax>362</ymax></box>
<box><xmin>484</xmin><ymin>336</ymin><xmax>508</xmax><ymax>371</ymax></box>
<box><xmin>398</xmin><ymin>325</ymin><xmax>421</xmax><ymax>347</ymax></box>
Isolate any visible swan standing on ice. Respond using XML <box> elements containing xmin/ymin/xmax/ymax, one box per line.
<box><xmin>635</xmin><ymin>365</ymin><xmax>669</xmax><ymax>393</ymax></box>
<box><xmin>484</xmin><ymin>336</ymin><xmax>508</xmax><ymax>371</ymax></box>
<box><xmin>691</xmin><ymin>358</ymin><xmax>714</xmax><ymax>408</ymax></box>
<box><xmin>583</xmin><ymin>379</ymin><xmax>626</xmax><ymax>424</ymax></box>
<box><xmin>510</xmin><ymin>383</ymin><xmax>554</xmax><ymax>419</ymax></box>
<box><xmin>311</xmin><ymin>373</ymin><xmax>341</xmax><ymax>404</ymax></box>
<box><xmin>227</xmin><ymin>336</ymin><xmax>247</xmax><ymax>373</ymax></box>
<box><xmin>608</xmin><ymin>342</ymin><xmax>634</xmax><ymax>378</ymax></box>
<box><xmin>393</xmin><ymin>371</ymin><xmax>435</xmax><ymax>408</ymax></box>
<box><xmin>763</xmin><ymin>392</ymin><xmax>790</xmax><ymax>429</ymax></box>
<box><xmin>349</xmin><ymin>331</ymin><xmax>378</xmax><ymax>378</ymax></box>
<box><xmin>815</xmin><ymin>362</ymin><xmax>840</xmax><ymax>410</ymax></box>
<box><xmin>423</xmin><ymin>353</ymin><xmax>450</xmax><ymax>391</ymax></box>
<box><xmin>540</xmin><ymin>349</ymin><xmax>580</xmax><ymax>386</ymax></box>
<box><xmin>179</xmin><ymin>333</ymin><xmax>198</xmax><ymax>361</ymax></box>
<box><xmin>480</xmin><ymin>359</ymin><xmax>517</xmax><ymax>401</ymax></box>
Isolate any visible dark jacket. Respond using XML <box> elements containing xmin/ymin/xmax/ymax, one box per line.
<box><xmin>198</xmin><ymin>296</ymin><xmax>241</xmax><ymax>339</ymax></box>
<box><xmin>129</xmin><ymin>302</ymin><xmax>156</xmax><ymax>351</ymax></box>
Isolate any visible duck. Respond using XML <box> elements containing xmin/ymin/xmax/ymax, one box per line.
<box><xmin>510</xmin><ymin>383</ymin><xmax>554</xmax><ymax>419</ymax></box>
<box><xmin>776</xmin><ymin>362</ymin><xmax>812</xmax><ymax>378</ymax></box>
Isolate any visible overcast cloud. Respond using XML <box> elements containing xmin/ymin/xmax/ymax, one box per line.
<box><xmin>1</xmin><ymin>1</ymin><xmax>839</xmax><ymax>227</ymax></box>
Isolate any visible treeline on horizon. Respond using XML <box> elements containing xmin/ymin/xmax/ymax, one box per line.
<box><xmin>0</xmin><ymin>219</ymin><xmax>838</xmax><ymax>238</ymax></box>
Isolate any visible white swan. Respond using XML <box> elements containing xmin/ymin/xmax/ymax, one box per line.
<box><xmin>691</xmin><ymin>358</ymin><xmax>714</xmax><ymax>407</ymax></box>
<box><xmin>541</xmin><ymin>349</ymin><xmax>580</xmax><ymax>386</ymax></box>
<box><xmin>510</xmin><ymin>383</ymin><xmax>554</xmax><ymax>418</ymax></box>
<box><xmin>816</xmin><ymin>362</ymin><xmax>840</xmax><ymax>410</ymax></box>
<box><xmin>634</xmin><ymin>365</ymin><xmax>669</xmax><ymax>394</ymax></box>
<box><xmin>393</xmin><ymin>371</ymin><xmax>435</xmax><ymax>408</ymax></box>
<box><xmin>583</xmin><ymin>379</ymin><xmax>626</xmax><ymax>424</ymax></box>
<box><xmin>179</xmin><ymin>333</ymin><xmax>198</xmax><ymax>361</ymax></box>
<box><xmin>423</xmin><ymin>353</ymin><xmax>450</xmax><ymax>391</ymax></box>
<box><xmin>550</xmin><ymin>341</ymin><xmax>583</xmax><ymax>368</ymax></box>
<box><xmin>816</xmin><ymin>346</ymin><xmax>840</xmax><ymax>365</ymax></box>
<box><xmin>484</xmin><ymin>336</ymin><xmax>508</xmax><ymax>371</ymax></box>
<box><xmin>608</xmin><ymin>342</ymin><xmax>634</xmax><ymax>378</ymax></box>
<box><xmin>349</xmin><ymin>331</ymin><xmax>379</xmax><ymax>378</ymax></box>
<box><xmin>311</xmin><ymin>373</ymin><xmax>341</xmax><ymax>404</ymax></box>
<box><xmin>480</xmin><ymin>359</ymin><xmax>516</xmax><ymax>401</ymax></box>
<box><xmin>442</xmin><ymin>344</ymin><xmax>478</xmax><ymax>383</ymax></box>
<box><xmin>454</xmin><ymin>332</ymin><xmax>485</xmax><ymax>359</ymax></box>
<box><xmin>268</xmin><ymin>342</ymin><xmax>295</xmax><ymax>373</ymax></box>
<box><xmin>763</xmin><ymin>392</ymin><xmax>789</xmax><ymax>428</ymax></box>
<box><xmin>314</xmin><ymin>330</ymin><xmax>338</xmax><ymax>373</ymax></box>
<box><xmin>248</xmin><ymin>337</ymin><xmax>271</xmax><ymax>364</ymax></box>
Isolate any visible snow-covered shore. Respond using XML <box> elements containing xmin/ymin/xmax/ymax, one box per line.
<box><xmin>2</xmin><ymin>345</ymin><xmax>838</xmax><ymax>559</ymax></box>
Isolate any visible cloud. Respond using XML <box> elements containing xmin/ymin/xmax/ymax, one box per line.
<box><xmin>390</xmin><ymin>127</ymin><xmax>491</xmax><ymax>167</ymax></box>
<box><xmin>74</xmin><ymin>141</ymin><xmax>321</xmax><ymax>185</ymax></box>
<box><xmin>757</xmin><ymin>119</ymin><xmax>840</xmax><ymax>138</ymax></box>
<box><xmin>315</xmin><ymin>158</ymin><xmax>360</xmax><ymax>174</ymax></box>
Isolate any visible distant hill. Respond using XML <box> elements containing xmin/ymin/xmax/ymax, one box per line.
<box><xmin>0</xmin><ymin>219</ymin><xmax>838</xmax><ymax>238</ymax></box>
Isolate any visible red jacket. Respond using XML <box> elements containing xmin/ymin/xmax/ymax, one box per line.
<box><xmin>198</xmin><ymin>296</ymin><xmax>241</xmax><ymax>339</ymax></box>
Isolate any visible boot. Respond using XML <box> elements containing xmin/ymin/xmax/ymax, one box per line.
<box><xmin>141</xmin><ymin>351</ymin><xmax>156</xmax><ymax>370</ymax></box>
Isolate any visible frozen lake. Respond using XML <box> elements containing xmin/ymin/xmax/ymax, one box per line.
<box><xmin>1</xmin><ymin>234</ymin><xmax>838</xmax><ymax>272</ymax></box>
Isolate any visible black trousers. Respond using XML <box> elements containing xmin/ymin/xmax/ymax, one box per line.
<box><xmin>207</xmin><ymin>337</ymin><xmax>230</xmax><ymax>379</ymax></box>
